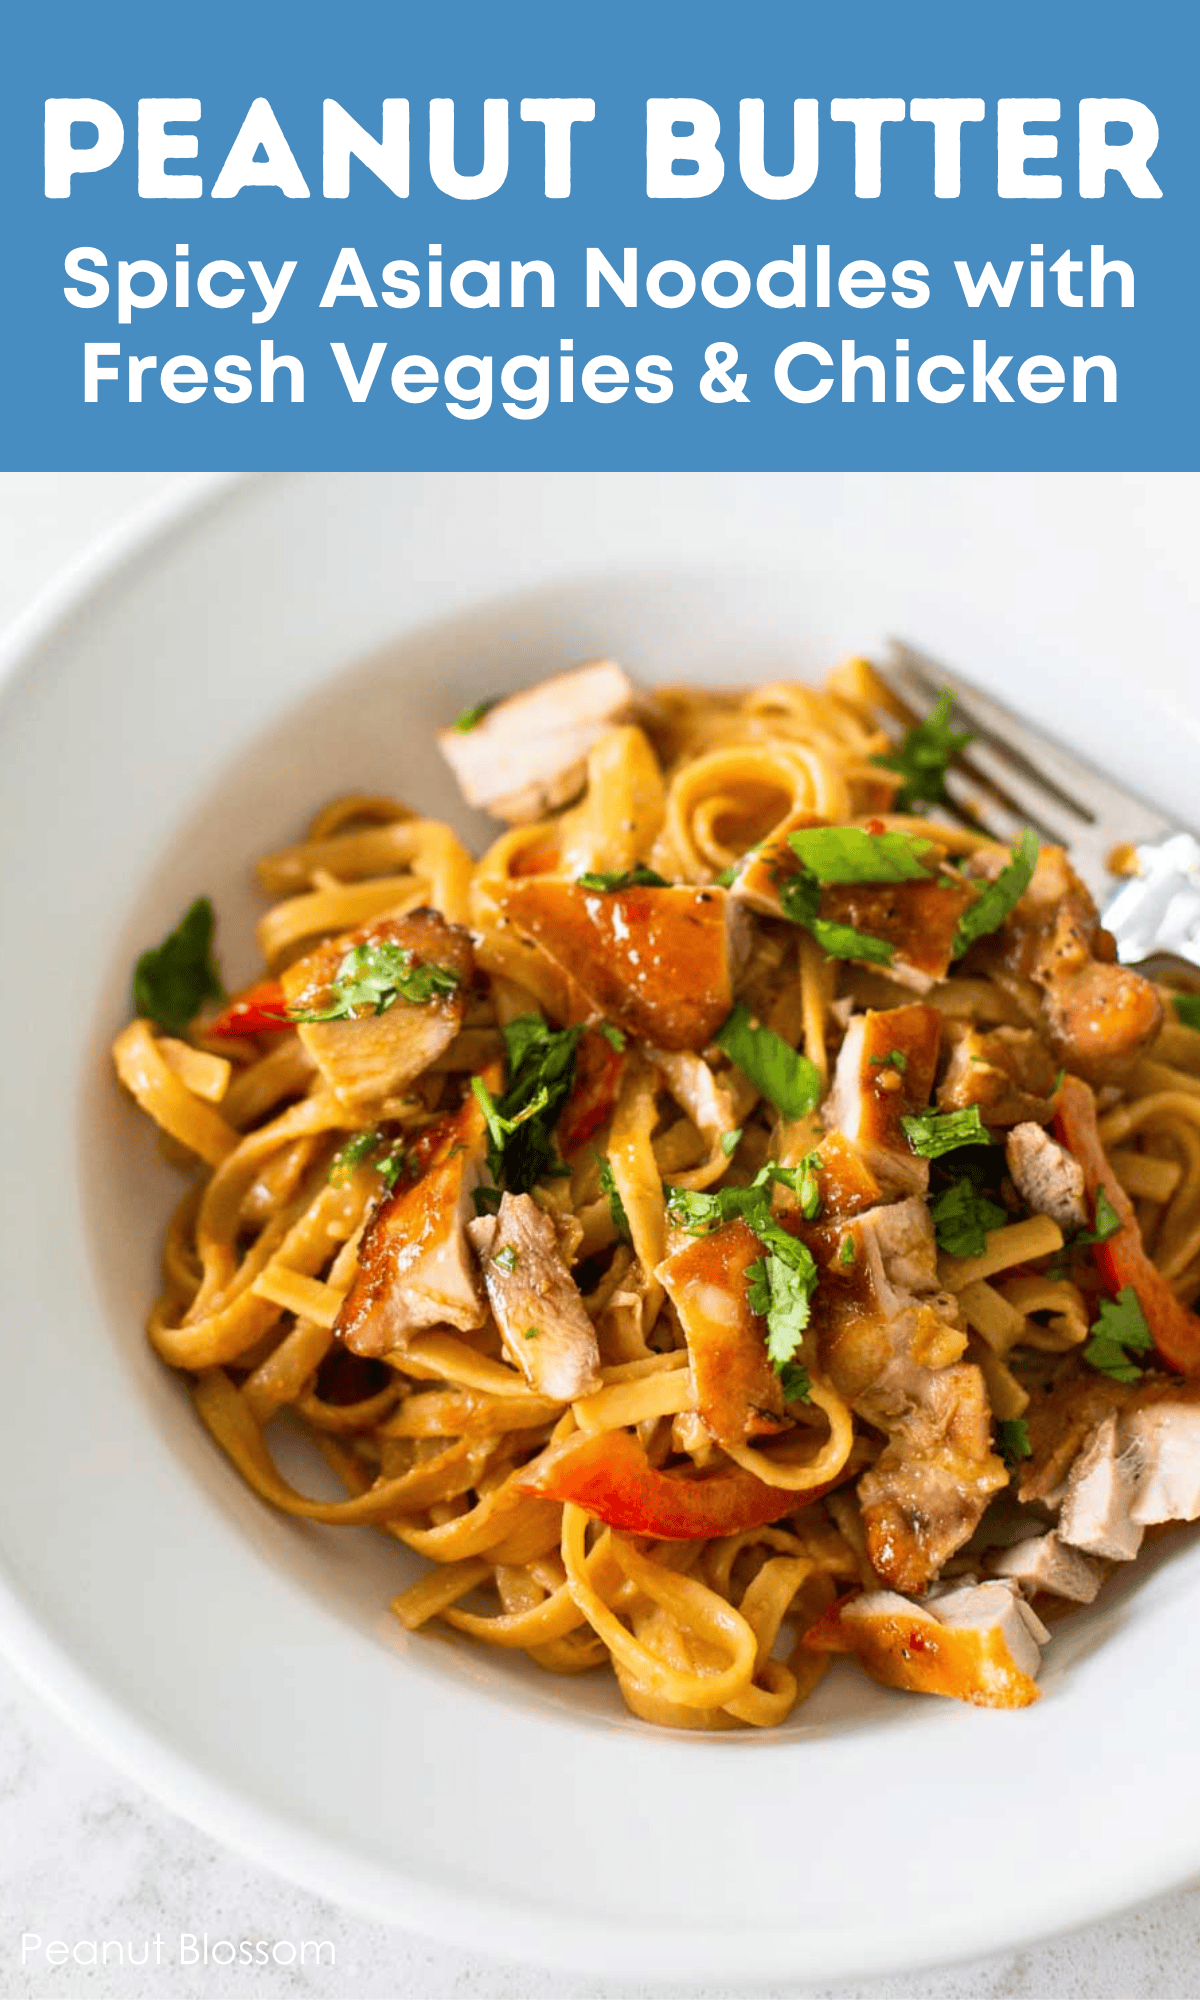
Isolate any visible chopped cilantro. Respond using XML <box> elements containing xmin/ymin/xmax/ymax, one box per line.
<box><xmin>777</xmin><ymin>871</ymin><xmax>896</xmax><ymax>966</ymax></box>
<box><xmin>474</xmin><ymin>1016</ymin><xmax>583</xmax><ymax>1194</ymax></box>
<box><xmin>930</xmin><ymin>1176</ymin><xmax>1007</xmax><ymax>1258</ymax></box>
<box><xmin>952</xmin><ymin>831</ymin><xmax>1040</xmax><ymax>959</ymax></box>
<box><xmin>839</xmin><ymin>1233</ymin><xmax>857</xmax><ymax>1267</ymax></box>
<box><xmin>715</xmin><ymin>1004</ymin><xmax>823</xmax><ymax>1120</ymax></box>
<box><xmin>873</xmin><ymin>689</ymin><xmax>973</xmax><ymax>811</ymax></box>
<box><xmin>901</xmin><ymin>1105</ymin><xmax>992</xmax><ymax>1161</ymax></box>
<box><xmin>1084</xmin><ymin>1286</ymin><xmax>1153</xmax><ymax>1382</ymax></box>
<box><xmin>721</xmin><ymin>1126</ymin><xmax>743</xmax><ymax>1158</ymax></box>
<box><xmin>778</xmin><ymin>1359</ymin><xmax>811</xmax><ymax>1405</ymax></box>
<box><xmin>1076</xmin><ymin>1188</ymin><xmax>1123</xmax><ymax>1249</ymax></box>
<box><xmin>712</xmin><ymin>863</ymin><xmax>739</xmax><ymax>888</ymax></box>
<box><xmin>594</xmin><ymin>1151</ymin><xmax>632</xmax><ymax>1243</ymax></box>
<box><xmin>1173</xmin><ymin>994</ymin><xmax>1200</xmax><ymax>1032</ymax></box>
<box><xmin>997</xmin><ymin>1417</ymin><xmax>1032</xmax><ymax>1468</ymax></box>
<box><xmin>329</xmin><ymin>1126</ymin><xmax>406</xmax><ymax>1189</ymax></box>
<box><xmin>288</xmin><ymin>940</ymin><xmax>460</xmax><ymax>1022</ymax></box>
<box><xmin>454</xmin><ymin>697</ymin><xmax>498</xmax><ymax>732</ymax></box>
<box><xmin>598</xmin><ymin>1022</ymin><xmax>627</xmax><ymax>1052</ymax></box>
<box><xmin>329</xmin><ymin>1129</ymin><xmax>383</xmax><ymax>1181</ymax></box>
<box><xmin>523</xmin><ymin>1325</ymin><xmax>540</xmax><ymax>1340</ymax></box>
<box><xmin>576</xmin><ymin>864</ymin><xmax>671</xmax><ymax>891</ymax></box>
<box><xmin>870</xmin><ymin>1049</ymin><xmax>908</xmax><ymax>1073</ymax></box>
<box><xmin>493</xmin><ymin>1244</ymin><xmax>519</xmax><ymax>1273</ymax></box>
<box><xmin>786</xmin><ymin>826</ymin><xmax>936</xmax><ymax>884</ymax></box>
<box><xmin>665</xmin><ymin>1160</ymin><xmax>820</xmax><ymax>1236</ymax></box>
<box><xmin>133</xmin><ymin>896</ymin><xmax>225</xmax><ymax>1035</ymax></box>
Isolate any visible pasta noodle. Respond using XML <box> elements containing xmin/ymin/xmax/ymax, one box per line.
<box><xmin>113</xmin><ymin>658</ymin><xmax>1200</xmax><ymax>1724</ymax></box>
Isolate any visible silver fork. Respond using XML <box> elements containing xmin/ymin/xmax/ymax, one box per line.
<box><xmin>875</xmin><ymin>641</ymin><xmax>1200</xmax><ymax>971</ymax></box>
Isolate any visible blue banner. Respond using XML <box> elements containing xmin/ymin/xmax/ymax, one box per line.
<box><xmin>2</xmin><ymin>0</ymin><xmax>1194</xmax><ymax>468</ymax></box>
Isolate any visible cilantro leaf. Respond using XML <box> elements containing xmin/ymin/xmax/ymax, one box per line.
<box><xmin>786</xmin><ymin>826</ymin><xmax>936</xmax><ymax>884</ymax></box>
<box><xmin>870</xmin><ymin>1049</ymin><xmax>908</xmax><ymax>1073</ymax></box>
<box><xmin>454</xmin><ymin>697</ymin><xmax>498</xmax><ymax>732</ymax></box>
<box><xmin>475</xmin><ymin>1016</ymin><xmax>583</xmax><ymax>1193</ymax></box>
<box><xmin>576</xmin><ymin>864</ymin><xmax>671</xmax><ymax>892</ymax></box>
<box><xmin>1075</xmin><ymin>1188</ymin><xmax>1123</xmax><ymax>1250</ymax></box>
<box><xmin>952</xmin><ymin>831</ymin><xmax>1040</xmax><ymax>959</ymax></box>
<box><xmin>720</xmin><ymin>1126</ymin><xmax>743</xmax><ymax>1158</ymax></box>
<box><xmin>715</xmin><ymin>1004</ymin><xmax>823</xmax><ymax>1120</ymax></box>
<box><xmin>930</xmin><ymin>1177</ymin><xmax>1007</xmax><ymax>1258</ymax></box>
<box><xmin>1084</xmin><ymin>1285</ymin><xmax>1153</xmax><ymax>1382</ymax></box>
<box><xmin>901</xmin><ymin>1105</ymin><xmax>992</xmax><ymax>1161</ymax></box>
<box><xmin>494</xmin><ymin>1244</ymin><xmax>519</xmax><ymax>1273</ymax></box>
<box><xmin>997</xmin><ymin>1417</ymin><xmax>1032</xmax><ymax>1468</ymax></box>
<box><xmin>288</xmin><ymin>940</ymin><xmax>460</xmax><ymax>1022</ymax></box>
<box><xmin>133</xmin><ymin>896</ymin><xmax>225</xmax><ymax>1035</ymax></box>
<box><xmin>778</xmin><ymin>1360</ymin><xmax>811</xmax><ymax>1404</ymax></box>
<box><xmin>777</xmin><ymin>871</ymin><xmax>896</xmax><ymax>966</ymax></box>
<box><xmin>594</xmin><ymin>1151</ymin><xmax>632</xmax><ymax>1243</ymax></box>
<box><xmin>1173</xmin><ymin>994</ymin><xmax>1200</xmax><ymax>1032</ymax></box>
<box><xmin>598</xmin><ymin>1022</ymin><xmax>626</xmax><ymax>1052</ymax></box>
<box><xmin>873</xmin><ymin>690</ymin><xmax>973</xmax><ymax>811</ymax></box>
<box><xmin>329</xmin><ymin>1126</ymin><xmax>407</xmax><ymax>1189</ymax></box>
<box><xmin>838</xmin><ymin>1233</ymin><xmax>857</xmax><ymax>1267</ymax></box>
<box><xmin>712</xmin><ymin>863</ymin><xmax>739</xmax><ymax>888</ymax></box>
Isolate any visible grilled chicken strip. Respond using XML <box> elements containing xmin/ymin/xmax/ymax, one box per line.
<box><xmin>468</xmin><ymin>1192</ymin><xmax>602</xmax><ymax>1401</ymax></box>
<box><xmin>336</xmin><ymin>1097</ymin><xmax>487</xmax><ymax>1356</ymax></box>
<box><xmin>965</xmin><ymin>844</ymin><xmax>1162</xmax><ymax>1083</ymax></box>
<box><xmin>816</xmin><ymin>1194</ymin><xmax>1007</xmax><ymax>1591</ymax></box>
<box><xmin>822</xmin><ymin>1004</ymin><xmax>942</xmax><ymax>1195</ymax></box>
<box><xmin>437</xmin><ymin>659</ymin><xmax>637</xmax><ymax>823</ymax></box>
<box><xmin>494</xmin><ymin>880</ymin><xmax>739</xmax><ymax>1052</ymax></box>
<box><xmin>281</xmin><ymin>909</ymin><xmax>473</xmax><ymax>1114</ymax></box>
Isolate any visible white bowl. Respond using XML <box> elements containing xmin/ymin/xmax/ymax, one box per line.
<box><xmin>2</xmin><ymin>470</ymin><xmax>1199</xmax><ymax>1986</ymax></box>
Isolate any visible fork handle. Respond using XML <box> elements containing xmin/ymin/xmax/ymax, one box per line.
<box><xmin>1103</xmin><ymin>833</ymin><xmax>1200</xmax><ymax>970</ymax></box>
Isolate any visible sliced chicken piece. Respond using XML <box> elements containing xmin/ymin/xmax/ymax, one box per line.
<box><xmin>990</xmin><ymin>1531</ymin><xmax>1103</xmax><ymax>1603</ymax></box>
<box><xmin>808</xmin><ymin>1577</ymin><xmax>1047</xmax><ymax>1708</ymax></box>
<box><xmin>495</xmin><ymin>880</ymin><xmax>738</xmax><ymax>1052</ymax></box>
<box><xmin>468</xmin><ymin>1192</ymin><xmax>602</xmax><ymax>1401</ymax></box>
<box><xmin>732</xmin><ymin>810</ymin><xmax>974</xmax><ymax>991</ymax></box>
<box><xmin>819</xmin><ymin>1196</ymin><xmax>967</xmax><ymax>1413</ymax></box>
<box><xmin>1017</xmin><ymin>1362</ymin><xmax>1134</xmax><ymax>1508</ymax></box>
<box><xmin>811</xmin><ymin>1131</ymin><xmax>882</xmax><ymax>1218</ymax></box>
<box><xmin>938</xmin><ymin>1025</ymin><xmax>1059</xmax><ymax>1127</ymax></box>
<box><xmin>1058</xmin><ymin>1412</ymin><xmax>1144</xmax><ymax>1561</ymax></box>
<box><xmin>966</xmin><ymin>844</ymin><xmax>1162</xmax><ymax>1084</ymax></box>
<box><xmin>467</xmin><ymin>1193</ymin><xmax>600</xmax><ymax>1399</ymax></box>
<box><xmin>822</xmin><ymin>1004</ymin><xmax>943</xmax><ymax>1195</ymax></box>
<box><xmin>817</xmin><ymin>878</ymin><xmax>979</xmax><ymax>993</ymax></box>
<box><xmin>281</xmin><ymin>910</ymin><xmax>473</xmax><ymax>1114</ymax></box>
<box><xmin>1006</xmin><ymin>1122</ymin><xmax>1088</xmax><ymax>1235</ymax></box>
<box><xmin>1122</xmin><ymin>1402</ymin><xmax>1200</xmax><ymax>1524</ymax></box>
<box><xmin>644</xmin><ymin>1045</ymin><xmax>737</xmax><ymax>1147</ymax></box>
<box><xmin>437</xmin><ymin>660</ymin><xmax>637</xmax><ymax>823</ymax></box>
<box><xmin>336</xmin><ymin>1096</ymin><xmax>487</xmax><ymax>1356</ymax></box>
<box><xmin>657</xmin><ymin>1218</ymin><xmax>786</xmax><ymax>1448</ymax></box>
<box><xmin>857</xmin><ymin>1365</ymin><xmax>1010</xmax><ymax>1594</ymax></box>
<box><xmin>814</xmin><ymin>1196</ymin><xmax>1006</xmax><ymax>1591</ymax></box>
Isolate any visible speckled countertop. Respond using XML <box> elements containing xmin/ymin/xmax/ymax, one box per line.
<box><xmin>3</xmin><ymin>473</ymin><xmax>1199</xmax><ymax>2000</ymax></box>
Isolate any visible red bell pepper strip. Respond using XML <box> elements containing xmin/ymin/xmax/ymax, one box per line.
<box><xmin>518</xmin><ymin>1426</ymin><xmax>840</xmax><ymax>1540</ymax></box>
<box><xmin>1055</xmin><ymin>1074</ymin><xmax>1200</xmax><ymax>1375</ymax></box>
<box><xmin>204</xmin><ymin>977</ymin><xmax>287</xmax><ymax>1039</ymax></box>
<box><xmin>557</xmin><ymin>1028</ymin><xmax>625</xmax><ymax>1157</ymax></box>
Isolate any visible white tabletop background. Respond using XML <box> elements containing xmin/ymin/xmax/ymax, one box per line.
<box><xmin>2</xmin><ymin>471</ymin><xmax>1198</xmax><ymax>2000</ymax></box>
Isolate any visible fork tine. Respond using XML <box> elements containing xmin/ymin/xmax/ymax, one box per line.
<box><xmin>885</xmin><ymin>641</ymin><xmax>1172</xmax><ymax>840</ymax></box>
<box><xmin>880</xmin><ymin>652</ymin><xmax>1083</xmax><ymax>846</ymax></box>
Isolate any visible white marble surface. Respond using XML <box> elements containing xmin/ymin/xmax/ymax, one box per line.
<box><xmin>3</xmin><ymin>473</ymin><xmax>1200</xmax><ymax>2000</ymax></box>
